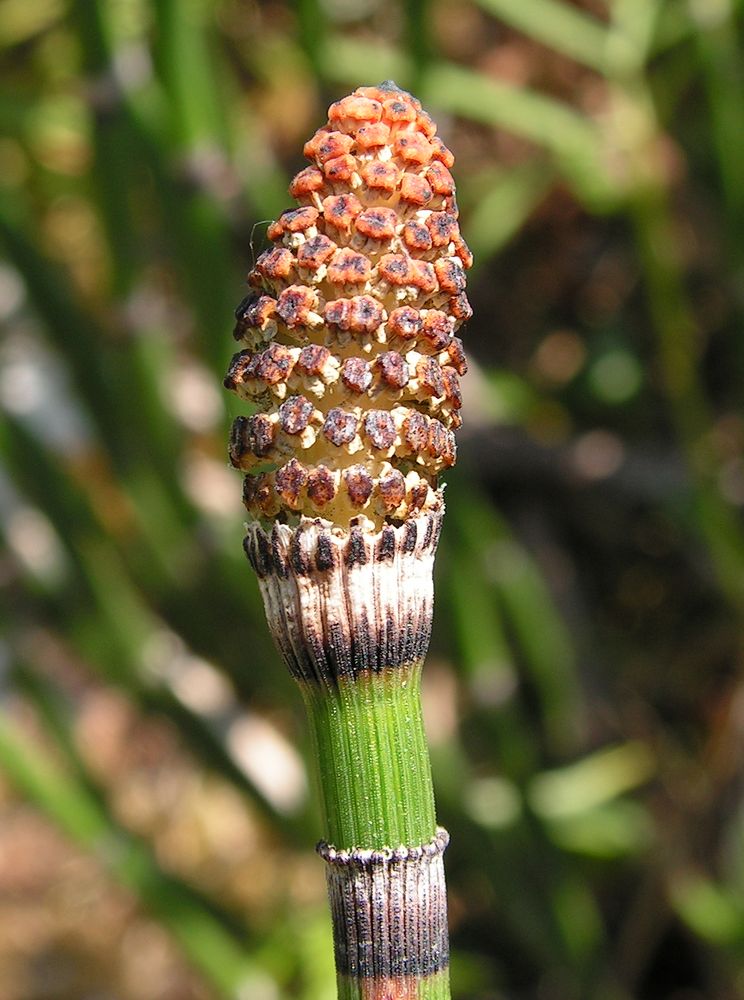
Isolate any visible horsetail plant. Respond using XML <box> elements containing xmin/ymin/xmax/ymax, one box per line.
<box><xmin>225</xmin><ymin>82</ymin><xmax>471</xmax><ymax>1000</ymax></box>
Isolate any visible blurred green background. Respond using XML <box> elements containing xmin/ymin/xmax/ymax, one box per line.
<box><xmin>2</xmin><ymin>0</ymin><xmax>744</xmax><ymax>997</ymax></box>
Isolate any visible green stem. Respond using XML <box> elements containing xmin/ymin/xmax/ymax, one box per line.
<box><xmin>247</xmin><ymin>516</ymin><xmax>451</xmax><ymax>1000</ymax></box>
<box><xmin>335</xmin><ymin>970</ymin><xmax>451</xmax><ymax>1000</ymax></box>
<box><xmin>304</xmin><ymin>669</ymin><xmax>449</xmax><ymax>1000</ymax></box>
<box><xmin>302</xmin><ymin>665</ymin><xmax>436</xmax><ymax>850</ymax></box>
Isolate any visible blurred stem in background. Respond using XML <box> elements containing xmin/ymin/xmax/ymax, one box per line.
<box><xmin>606</xmin><ymin>0</ymin><xmax>744</xmax><ymax>613</ymax></box>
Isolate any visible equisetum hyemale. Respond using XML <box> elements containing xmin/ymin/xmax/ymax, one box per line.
<box><xmin>225</xmin><ymin>82</ymin><xmax>471</xmax><ymax>1000</ymax></box>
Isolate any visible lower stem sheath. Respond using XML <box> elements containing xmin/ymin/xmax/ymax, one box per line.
<box><xmin>245</xmin><ymin>510</ymin><xmax>452</xmax><ymax>1000</ymax></box>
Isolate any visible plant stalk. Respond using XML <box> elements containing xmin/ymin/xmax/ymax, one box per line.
<box><xmin>245</xmin><ymin>512</ymin><xmax>452</xmax><ymax>1000</ymax></box>
<box><xmin>229</xmin><ymin>82</ymin><xmax>470</xmax><ymax>998</ymax></box>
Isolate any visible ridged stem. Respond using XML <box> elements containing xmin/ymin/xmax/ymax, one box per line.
<box><xmin>245</xmin><ymin>513</ymin><xmax>451</xmax><ymax>999</ymax></box>
<box><xmin>301</xmin><ymin>666</ymin><xmax>436</xmax><ymax>848</ymax></box>
<box><xmin>335</xmin><ymin>969</ymin><xmax>451</xmax><ymax>1000</ymax></box>
<box><xmin>302</xmin><ymin>666</ymin><xmax>450</xmax><ymax>1000</ymax></box>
